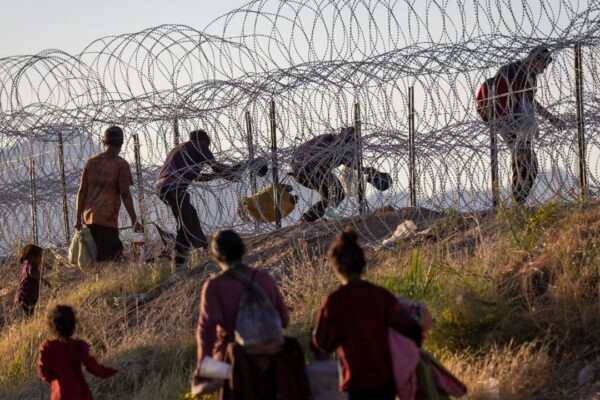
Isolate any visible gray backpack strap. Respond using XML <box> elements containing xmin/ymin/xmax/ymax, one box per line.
<box><xmin>227</xmin><ymin>268</ymin><xmax>272</xmax><ymax>305</ymax></box>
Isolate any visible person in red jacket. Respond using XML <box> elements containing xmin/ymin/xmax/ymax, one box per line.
<box><xmin>38</xmin><ymin>305</ymin><xmax>118</xmax><ymax>400</ymax></box>
<box><xmin>195</xmin><ymin>229</ymin><xmax>290</xmax><ymax>399</ymax></box>
<box><xmin>312</xmin><ymin>227</ymin><xmax>423</xmax><ymax>400</ymax></box>
<box><xmin>14</xmin><ymin>244</ymin><xmax>51</xmax><ymax>316</ymax></box>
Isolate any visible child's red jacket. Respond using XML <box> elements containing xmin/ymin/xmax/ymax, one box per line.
<box><xmin>38</xmin><ymin>338</ymin><xmax>117</xmax><ymax>400</ymax></box>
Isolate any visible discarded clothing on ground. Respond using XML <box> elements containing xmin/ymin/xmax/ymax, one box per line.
<box><xmin>379</xmin><ymin>220</ymin><xmax>418</xmax><ymax>248</ymax></box>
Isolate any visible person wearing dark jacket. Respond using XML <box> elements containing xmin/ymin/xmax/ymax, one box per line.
<box><xmin>493</xmin><ymin>46</ymin><xmax>566</xmax><ymax>204</ymax></box>
<box><xmin>155</xmin><ymin>130</ymin><xmax>240</xmax><ymax>268</ymax></box>
<box><xmin>195</xmin><ymin>230</ymin><xmax>291</xmax><ymax>400</ymax></box>
<box><xmin>312</xmin><ymin>227</ymin><xmax>423</xmax><ymax>400</ymax></box>
<box><xmin>290</xmin><ymin>127</ymin><xmax>360</xmax><ymax>222</ymax></box>
<box><xmin>14</xmin><ymin>244</ymin><xmax>51</xmax><ymax>316</ymax></box>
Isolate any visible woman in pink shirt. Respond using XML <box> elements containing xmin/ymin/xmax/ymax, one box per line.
<box><xmin>195</xmin><ymin>230</ymin><xmax>289</xmax><ymax>399</ymax></box>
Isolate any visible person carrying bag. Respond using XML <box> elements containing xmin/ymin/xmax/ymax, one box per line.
<box><xmin>194</xmin><ymin>230</ymin><xmax>301</xmax><ymax>400</ymax></box>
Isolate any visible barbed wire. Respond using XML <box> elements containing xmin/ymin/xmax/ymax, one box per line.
<box><xmin>1</xmin><ymin>0</ymin><xmax>599</xmax><ymax>255</ymax></box>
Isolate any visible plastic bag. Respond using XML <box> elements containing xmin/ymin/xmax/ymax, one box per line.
<box><xmin>68</xmin><ymin>230</ymin><xmax>81</xmax><ymax>265</ymax></box>
<box><xmin>68</xmin><ymin>226</ymin><xmax>97</xmax><ymax>270</ymax></box>
<box><xmin>190</xmin><ymin>373</ymin><xmax>224</xmax><ymax>397</ymax></box>
<box><xmin>242</xmin><ymin>184</ymin><xmax>296</xmax><ymax>223</ymax></box>
<box><xmin>228</xmin><ymin>269</ymin><xmax>284</xmax><ymax>355</ymax></box>
<box><xmin>366</xmin><ymin>169</ymin><xmax>392</xmax><ymax>191</ymax></box>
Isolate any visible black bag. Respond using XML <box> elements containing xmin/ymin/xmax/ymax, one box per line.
<box><xmin>366</xmin><ymin>169</ymin><xmax>392</xmax><ymax>191</ymax></box>
<box><xmin>228</xmin><ymin>268</ymin><xmax>284</xmax><ymax>355</ymax></box>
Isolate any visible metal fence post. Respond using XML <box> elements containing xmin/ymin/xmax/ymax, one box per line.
<box><xmin>489</xmin><ymin>80</ymin><xmax>500</xmax><ymax>208</ymax></box>
<box><xmin>408</xmin><ymin>86</ymin><xmax>417</xmax><ymax>208</ymax></box>
<box><xmin>353</xmin><ymin>102</ymin><xmax>367</xmax><ymax>215</ymax></box>
<box><xmin>133</xmin><ymin>134</ymin><xmax>147</xmax><ymax>239</ymax></box>
<box><xmin>575</xmin><ymin>44</ymin><xmax>588</xmax><ymax>198</ymax></box>
<box><xmin>29</xmin><ymin>155</ymin><xmax>39</xmax><ymax>245</ymax></box>
<box><xmin>245</xmin><ymin>111</ymin><xmax>259</xmax><ymax>233</ymax></box>
<box><xmin>269</xmin><ymin>100</ymin><xmax>282</xmax><ymax>228</ymax></box>
<box><xmin>57</xmin><ymin>131</ymin><xmax>70</xmax><ymax>243</ymax></box>
<box><xmin>173</xmin><ymin>111</ymin><xmax>180</xmax><ymax>147</ymax></box>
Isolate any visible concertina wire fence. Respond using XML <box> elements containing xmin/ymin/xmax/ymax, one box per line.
<box><xmin>1</xmin><ymin>0</ymin><xmax>600</xmax><ymax>256</ymax></box>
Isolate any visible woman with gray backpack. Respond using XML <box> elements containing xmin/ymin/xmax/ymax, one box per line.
<box><xmin>194</xmin><ymin>230</ymin><xmax>310</xmax><ymax>400</ymax></box>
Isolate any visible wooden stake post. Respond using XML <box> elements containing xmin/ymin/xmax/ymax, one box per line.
<box><xmin>29</xmin><ymin>155</ymin><xmax>39</xmax><ymax>245</ymax></box>
<box><xmin>133</xmin><ymin>134</ymin><xmax>147</xmax><ymax>239</ymax></box>
<box><xmin>408</xmin><ymin>87</ymin><xmax>417</xmax><ymax>208</ymax></box>
<box><xmin>269</xmin><ymin>101</ymin><xmax>282</xmax><ymax>228</ymax></box>
<box><xmin>575</xmin><ymin>44</ymin><xmax>588</xmax><ymax>198</ymax></box>
<box><xmin>57</xmin><ymin>131</ymin><xmax>70</xmax><ymax>243</ymax></box>
<box><xmin>488</xmin><ymin>80</ymin><xmax>500</xmax><ymax>208</ymax></box>
<box><xmin>245</xmin><ymin>111</ymin><xmax>259</xmax><ymax>233</ymax></box>
<box><xmin>353</xmin><ymin>103</ymin><xmax>367</xmax><ymax>215</ymax></box>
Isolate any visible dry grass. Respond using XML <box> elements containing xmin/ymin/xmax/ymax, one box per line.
<box><xmin>2</xmin><ymin>202</ymin><xmax>600</xmax><ymax>399</ymax></box>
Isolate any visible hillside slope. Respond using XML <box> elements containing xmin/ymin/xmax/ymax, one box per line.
<box><xmin>2</xmin><ymin>201</ymin><xmax>600</xmax><ymax>399</ymax></box>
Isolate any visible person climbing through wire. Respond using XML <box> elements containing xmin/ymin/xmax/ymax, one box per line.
<box><xmin>289</xmin><ymin>127</ymin><xmax>390</xmax><ymax>223</ymax></box>
<box><xmin>477</xmin><ymin>46</ymin><xmax>567</xmax><ymax>204</ymax></box>
<box><xmin>156</xmin><ymin>129</ymin><xmax>265</xmax><ymax>268</ymax></box>
<box><xmin>155</xmin><ymin>129</ymin><xmax>240</xmax><ymax>268</ymax></box>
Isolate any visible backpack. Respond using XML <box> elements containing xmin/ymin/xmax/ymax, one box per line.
<box><xmin>475</xmin><ymin>74</ymin><xmax>512</xmax><ymax>122</ymax></box>
<box><xmin>228</xmin><ymin>268</ymin><xmax>284</xmax><ymax>355</ymax></box>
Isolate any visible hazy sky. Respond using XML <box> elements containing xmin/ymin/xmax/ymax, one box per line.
<box><xmin>0</xmin><ymin>0</ymin><xmax>245</xmax><ymax>57</ymax></box>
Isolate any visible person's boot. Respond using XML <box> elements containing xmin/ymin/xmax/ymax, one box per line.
<box><xmin>170</xmin><ymin>252</ymin><xmax>187</xmax><ymax>272</ymax></box>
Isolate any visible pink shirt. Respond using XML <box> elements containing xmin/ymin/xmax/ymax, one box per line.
<box><xmin>196</xmin><ymin>265</ymin><xmax>289</xmax><ymax>363</ymax></box>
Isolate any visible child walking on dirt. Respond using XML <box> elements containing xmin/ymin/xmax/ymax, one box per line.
<box><xmin>38</xmin><ymin>304</ymin><xmax>118</xmax><ymax>400</ymax></box>
<box><xmin>14</xmin><ymin>244</ymin><xmax>51</xmax><ymax>316</ymax></box>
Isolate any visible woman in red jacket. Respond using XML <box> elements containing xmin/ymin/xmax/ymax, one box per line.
<box><xmin>312</xmin><ymin>227</ymin><xmax>423</xmax><ymax>400</ymax></box>
<box><xmin>38</xmin><ymin>305</ymin><xmax>118</xmax><ymax>400</ymax></box>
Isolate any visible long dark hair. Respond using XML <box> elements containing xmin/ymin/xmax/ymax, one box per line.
<box><xmin>327</xmin><ymin>227</ymin><xmax>366</xmax><ymax>276</ymax></box>
<box><xmin>18</xmin><ymin>244</ymin><xmax>43</xmax><ymax>265</ymax></box>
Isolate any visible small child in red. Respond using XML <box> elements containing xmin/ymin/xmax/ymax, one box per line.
<box><xmin>38</xmin><ymin>305</ymin><xmax>118</xmax><ymax>400</ymax></box>
<box><xmin>14</xmin><ymin>244</ymin><xmax>51</xmax><ymax>316</ymax></box>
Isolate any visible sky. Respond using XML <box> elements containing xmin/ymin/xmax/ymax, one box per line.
<box><xmin>0</xmin><ymin>0</ymin><xmax>246</xmax><ymax>57</ymax></box>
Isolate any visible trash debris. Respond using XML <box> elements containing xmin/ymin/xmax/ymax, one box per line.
<box><xmin>323</xmin><ymin>207</ymin><xmax>343</xmax><ymax>221</ymax></box>
<box><xmin>578</xmin><ymin>364</ymin><xmax>596</xmax><ymax>386</ymax></box>
<box><xmin>113</xmin><ymin>292</ymin><xmax>148</xmax><ymax>307</ymax></box>
<box><xmin>379</xmin><ymin>220</ymin><xmax>418</xmax><ymax>248</ymax></box>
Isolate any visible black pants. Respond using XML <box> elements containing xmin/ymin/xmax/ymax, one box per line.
<box><xmin>19</xmin><ymin>302</ymin><xmax>35</xmax><ymax>317</ymax></box>
<box><xmin>347</xmin><ymin>381</ymin><xmax>396</xmax><ymax>400</ymax></box>
<box><xmin>511</xmin><ymin>141</ymin><xmax>538</xmax><ymax>205</ymax></box>
<box><xmin>292</xmin><ymin>165</ymin><xmax>345</xmax><ymax>222</ymax></box>
<box><xmin>87</xmin><ymin>224</ymin><xmax>123</xmax><ymax>262</ymax></box>
<box><xmin>159</xmin><ymin>186</ymin><xmax>207</xmax><ymax>265</ymax></box>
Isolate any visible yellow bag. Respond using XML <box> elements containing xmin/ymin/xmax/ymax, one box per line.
<box><xmin>68</xmin><ymin>226</ymin><xmax>97</xmax><ymax>270</ymax></box>
<box><xmin>242</xmin><ymin>184</ymin><xmax>296</xmax><ymax>223</ymax></box>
